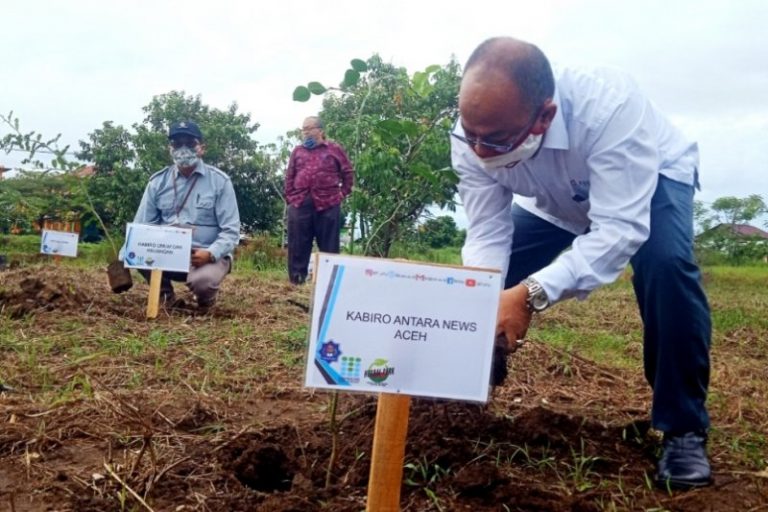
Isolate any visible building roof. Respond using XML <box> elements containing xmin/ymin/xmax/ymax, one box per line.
<box><xmin>73</xmin><ymin>165</ymin><xmax>97</xmax><ymax>177</ymax></box>
<box><xmin>702</xmin><ymin>223</ymin><xmax>768</xmax><ymax>239</ymax></box>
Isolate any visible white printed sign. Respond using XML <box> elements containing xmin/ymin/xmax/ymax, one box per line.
<box><xmin>40</xmin><ymin>230</ymin><xmax>79</xmax><ymax>258</ymax></box>
<box><xmin>305</xmin><ymin>253</ymin><xmax>501</xmax><ymax>403</ymax></box>
<box><xmin>123</xmin><ymin>223</ymin><xmax>192</xmax><ymax>272</ymax></box>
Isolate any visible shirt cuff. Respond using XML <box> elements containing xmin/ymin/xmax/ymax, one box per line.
<box><xmin>206</xmin><ymin>246</ymin><xmax>222</xmax><ymax>262</ymax></box>
<box><xmin>531</xmin><ymin>261</ymin><xmax>587</xmax><ymax>305</ymax></box>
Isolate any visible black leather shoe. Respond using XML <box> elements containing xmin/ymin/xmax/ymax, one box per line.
<box><xmin>655</xmin><ymin>431</ymin><xmax>712</xmax><ymax>490</ymax></box>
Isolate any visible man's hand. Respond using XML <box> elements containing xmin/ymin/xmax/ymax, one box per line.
<box><xmin>496</xmin><ymin>284</ymin><xmax>533</xmax><ymax>351</ymax></box>
<box><xmin>191</xmin><ymin>249</ymin><xmax>213</xmax><ymax>267</ymax></box>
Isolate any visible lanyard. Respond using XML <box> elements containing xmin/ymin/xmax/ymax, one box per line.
<box><xmin>172</xmin><ymin>171</ymin><xmax>200</xmax><ymax>217</ymax></box>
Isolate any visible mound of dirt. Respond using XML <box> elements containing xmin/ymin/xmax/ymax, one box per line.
<box><xmin>0</xmin><ymin>266</ymin><xmax>195</xmax><ymax>320</ymax></box>
<box><xmin>0</xmin><ymin>269</ymin><xmax>91</xmax><ymax>318</ymax></box>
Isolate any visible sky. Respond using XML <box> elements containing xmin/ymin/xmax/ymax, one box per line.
<box><xmin>3</xmin><ymin>0</ymin><xmax>768</xmax><ymax>227</ymax></box>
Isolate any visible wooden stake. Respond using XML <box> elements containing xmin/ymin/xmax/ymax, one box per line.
<box><xmin>366</xmin><ymin>393</ymin><xmax>411</xmax><ymax>512</ymax></box>
<box><xmin>146</xmin><ymin>269</ymin><xmax>163</xmax><ymax>319</ymax></box>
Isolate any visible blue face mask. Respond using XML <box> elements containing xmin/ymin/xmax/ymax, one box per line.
<box><xmin>303</xmin><ymin>137</ymin><xmax>316</xmax><ymax>149</ymax></box>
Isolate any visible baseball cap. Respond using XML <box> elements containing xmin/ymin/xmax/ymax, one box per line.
<box><xmin>168</xmin><ymin>121</ymin><xmax>203</xmax><ymax>140</ymax></box>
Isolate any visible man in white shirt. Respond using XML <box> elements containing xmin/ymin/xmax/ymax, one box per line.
<box><xmin>452</xmin><ymin>37</ymin><xmax>712</xmax><ymax>490</ymax></box>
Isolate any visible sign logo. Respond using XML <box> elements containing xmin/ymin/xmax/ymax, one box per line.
<box><xmin>319</xmin><ymin>340</ymin><xmax>342</xmax><ymax>363</ymax></box>
<box><xmin>365</xmin><ymin>358</ymin><xmax>395</xmax><ymax>386</ymax></box>
<box><xmin>465</xmin><ymin>278</ymin><xmax>476</xmax><ymax>287</ymax></box>
<box><xmin>340</xmin><ymin>356</ymin><xmax>362</xmax><ymax>383</ymax></box>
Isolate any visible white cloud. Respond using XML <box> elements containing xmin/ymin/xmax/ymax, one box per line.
<box><xmin>3</xmin><ymin>0</ymin><xmax>767</xmax><ymax>207</ymax></box>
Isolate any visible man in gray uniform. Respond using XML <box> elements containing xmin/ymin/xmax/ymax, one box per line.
<box><xmin>131</xmin><ymin>121</ymin><xmax>240</xmax><ymax>310</ymax></box>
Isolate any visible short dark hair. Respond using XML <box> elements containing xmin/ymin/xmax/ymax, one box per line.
<box><xmin>465</xmin><ymin>37</ymin><xmax>555</xmax><ymax>113</ymax></box>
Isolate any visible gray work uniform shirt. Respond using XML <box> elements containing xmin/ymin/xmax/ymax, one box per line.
<box><xmin>132</xmin><ymin>160</ymin><xmax>241</xmax><ymax>261</ymax></box>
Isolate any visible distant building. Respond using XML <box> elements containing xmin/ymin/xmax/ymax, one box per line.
<box><xmin>698</xmin><ymin>223</ymin><xmax>768</xmax><ymax>240</ymax></box>
<box><xmin>696</xmin><ymin>223</ymin><xmax>768</xmax><ymax>263</ymax></box>
<box><xmin>73</xmin><ymin>165</ymin><xmax>96</xmax><ymax>178</ymax></box>
<box><xmin>4</xmin><ymin>165</ymin><xmax>97</xmax><ymax>236</ymax></box>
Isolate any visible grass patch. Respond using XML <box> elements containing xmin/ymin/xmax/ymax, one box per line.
<box><xmin>532</xmin><ymin>325</ymin><xmax>639</xmax><ymax>369</ymax></box>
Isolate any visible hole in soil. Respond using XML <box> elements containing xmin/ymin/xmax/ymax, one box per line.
<box><xmin>231</xmin><ymin>444</ymin><xmax>294</xmax><ymax>492</ymax></box>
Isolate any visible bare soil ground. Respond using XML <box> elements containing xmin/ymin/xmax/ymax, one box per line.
<box><xmin>1</xmin><ymin>265</ymin><xmax>766</xmax><ymax>511</ymax></box>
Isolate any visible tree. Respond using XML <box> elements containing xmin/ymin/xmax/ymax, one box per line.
<box><xmin>131</xmin><ymin>91</ymin><xmax>283</xmax><ymax>232</ymax></box>
<box><xmin>1</xmin><ymin>111</ymin><xmax>79</xmax><ymax>172</ymax></box>
<box><xmin>1</xmin><ymin>113</ymin><xmax>89</xmax><ymax>233</ymax></box>
<box><xmin>76</xmin><ymin>122</ymin><xmax>146</xmax><ymax>233</ymax></box>
<box><xmin>2</xmin><ymin>96</ymin><xmax>286</xmax><ymax>237</ymax></box>
<box><xmin>73</xmin><ymin>92</ymin><xmax>284</xmax><ymax>233</ymax></box>
<box><xmin>709</xmin><ymin>195</ymin><xmax>766</xmax><ymax>225</ymax></box>
<box><xmin>695</xmin><ymin>195</ymin><xmax>768</xmax><ymax>264</ymax></box>
<box><xmin>693</xmin><ymin>199</ymin><xmax>712</xmax><ymax>234</ymax></box>
<box><xmin>420</xmin><ymin>215</ymin><xmax>462</xmax><ymax>248</ymax></box>
<box><xmin>294</xmin><ymin>56</ymin><xmax>462</xmax><ymax>256</ymax></box>
<box><xmin>0</xmin><ymin>171</ymin><xmax>88</xmax><ymax>234</ymax></box>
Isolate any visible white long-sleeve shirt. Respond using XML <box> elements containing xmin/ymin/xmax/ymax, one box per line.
<box><xmin>452</xmin><ymin>66</ymin><xmax>699</xmax><ymax>304</ymax></box>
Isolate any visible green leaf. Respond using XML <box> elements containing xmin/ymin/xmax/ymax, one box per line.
<box><xmin>350</xmin><ymin>59</ymin><xmax>368</xmax><ymax>72</ymax></box>
<box><xmin>400</xmin><ymin>120</ymin><xmax>421</xmax><ymax>137</ymax></box>
<box><xmin>342</xmin><ymin>69</ymin><xmax>360</xmax><ymax>88</ymax></box>
<box><xmin>424</xmin><ymin>64</ymin><xmax>441</xmax><ymax>74</ymax></box>
<box><xmin>307</xmin><ymin>82</ymin><xmax>327</xmax><ymax>95</ymax></box>
<box><xmin>292</xmin><ymin>86</ymin><xmax>311</xmax><ymax>102</ymax></box>
<box><xmin>412</xmin><ymin>71</ymin><xmax>431</xmax><ymax>98</ymax></box>
<box><xmin>411</xmin><ymin>162</ymin><xmax>438</xmax><ymax>184</ymax></box>
<box><xmin>376</xmin><ymin>119</ymin><xmax>401</xmax><ymax>133</ymax></box>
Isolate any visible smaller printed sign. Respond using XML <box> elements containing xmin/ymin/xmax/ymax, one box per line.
<box><xmin>123</xmin><ymin>223</ymin><xmax>192</xmax><ymax>272</ymax></box>
<box><xmin>40</xmin><ymin>230</ymin><xmax>79</xmax><ymax>258</ymax></box>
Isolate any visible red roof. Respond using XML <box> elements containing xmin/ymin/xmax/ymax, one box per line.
<box><xmin>73</xmin><ymin>165</ymin><xmax>96</xmax><ymax>177</ymax></box>
<box><xmin>725</xmin><ymin>224</ymin><xmax>768</xmax><ymax>239</ymax></box>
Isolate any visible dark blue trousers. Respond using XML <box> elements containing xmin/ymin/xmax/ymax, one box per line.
<box><xmin>505</xmin><ymin>175</ymin><xmax>711</xmax><ymax>433</ymax></box>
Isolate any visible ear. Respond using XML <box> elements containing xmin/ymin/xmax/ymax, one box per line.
<box><xmin>531</xmin><ymin>99</ymin><xmax>557</xmax><ymax>135</ymax></box>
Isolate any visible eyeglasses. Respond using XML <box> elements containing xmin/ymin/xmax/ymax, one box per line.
<box><xmin>450</xmin><ymin>108</ymin><xmax>541</xmax><ymax>154</ymax></box>
<box><xmin>170</xmin><ymin>139</ymin><xmax>199</xmax><ymax>149</ymax></box>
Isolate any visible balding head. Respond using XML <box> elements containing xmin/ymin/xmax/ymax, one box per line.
<box><xmin>301</xmin><ymin>116</ymin><xmax>325</xmax><ymax>143</ymax></box>
<box><xmin>464</xmin><ymin>37</ymin><xmax>555</xmax><ymax>110</ymax></box>
<box><xmin>457</xmin><ymin>38</ymin><xmax>558</xmax><ymax>159</ymax></box>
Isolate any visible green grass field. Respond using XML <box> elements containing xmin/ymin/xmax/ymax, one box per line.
<box><xmin>1</xmin><ymin>237</ymin><xmax>766</xmax><ymax>511</ymax></box>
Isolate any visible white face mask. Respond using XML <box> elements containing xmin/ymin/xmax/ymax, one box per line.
<box><xmin>171</xmin><ymin>146</ymin><xmax>199</xmax><ymax>169</ymax></box>
<box><xmin>474</xmin><ymin>133</ymin><xmax>543</xmax><ymax>172</ymax></box>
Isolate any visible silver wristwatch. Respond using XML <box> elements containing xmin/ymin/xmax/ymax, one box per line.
<box><xmin>521</xmin><ymin>277</ymin><xmax>549</xmax><ymax>312</ymax></box>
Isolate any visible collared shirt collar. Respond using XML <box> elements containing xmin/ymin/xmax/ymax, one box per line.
<box><xmin>174</xmin><ymin>159</ymin><xmax>207</xmax><ymax>179</ymax></box>
<box><xmin>541</xmin><ymin>86</ymin><xmax>569</xmax><ymax>151</ymax></box>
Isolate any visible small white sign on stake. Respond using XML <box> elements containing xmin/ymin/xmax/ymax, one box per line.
<box><xmin>40</xmin><ymin>230</ymin><xmax>79</xmax><ymax>258</ymax></box>
<box><xmin>123</xmin><ymin>223</ymin><xmax>192</xmax><ymax>273</ymax></box>
<box><xmin>305</xmin><ymin>253</ymin><xmax>501</xmax><ymax>403</ymax></box>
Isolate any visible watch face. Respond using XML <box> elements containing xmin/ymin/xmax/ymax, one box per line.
<box><xmin>532</xmin><ymin>294</ymin><xmax>549</xmax><ymax>310</ymax></box>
